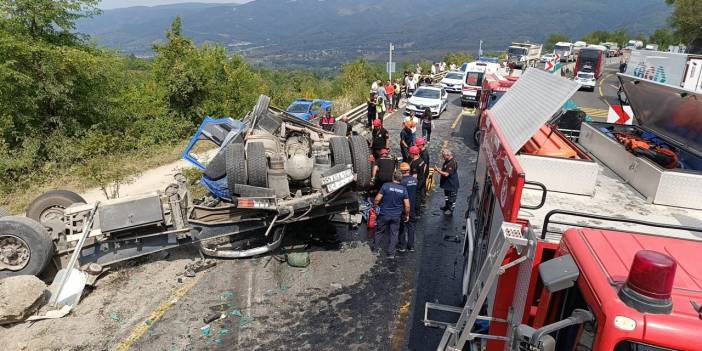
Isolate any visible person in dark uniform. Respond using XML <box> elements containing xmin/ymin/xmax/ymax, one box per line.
<box><xmin>433</xmin><ymin>148</ymin><xmax>459</xmax><ymax>215</ymax></box>
<box><xmin>399</xmin><ymin>120</ymin><xmax>415</xmax><ymax>163</ymax></box>
<box><xmin>398</xmin><ymin>162</ymin><xmax>418</xmax><ymax>253</ymax></box>
<box><xmin>373</xmin><ymin>170</ymin><xmax>410</xmax><ymax>259</ymax></box>
<box><xmin>371</xmin><ymin>148</ymin><xmax>396</xmax><ymax>191</ymax></box>
<box><xmin>370</xmin><ymin>119</ymin><xmax>389</xmax><ymax>160</ymax></box>
<box><xmin>367</xmin><ymin>93</ymin><xmax>377</xmax><ymax>127</ymax></box>
<box><xmin>416</xmin><ymin>137</ymin><xmax>430</xmax><ymax>200</ymax></box>
<box><xmin>408</xmin><ymin>145</ymin><xmax>427</xmax><ymax>214</ymax></box>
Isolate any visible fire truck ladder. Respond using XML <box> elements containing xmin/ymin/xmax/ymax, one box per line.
<box><xmin>424</xmin><ymin>222</ymin><xmax>535</xmax><ymax>351</ymax></box>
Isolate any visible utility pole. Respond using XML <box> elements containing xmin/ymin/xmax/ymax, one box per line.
<box><xmin>479</xmin><ymin>40</ymin><xmax>483</xmax><ymax>58</ymax></box>
<box><xmin>388</xmin><ymin>42</ymin><xmax>395</xmax><ymax>81</ymax></box>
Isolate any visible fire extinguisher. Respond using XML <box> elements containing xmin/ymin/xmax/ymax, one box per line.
<box><xmin>367</xmin><ymin>207</ymin><xmax>378</xmax><ymax>229</ymax></box>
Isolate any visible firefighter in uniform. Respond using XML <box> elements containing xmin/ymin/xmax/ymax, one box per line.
<box><xmin>433</xmin><ymin>148</ymin><xmax>459</xmax><ymax>215</ymax></box>
<box><xmin>398</xmin><ymin>162</ymin><xmax>418</xmax><ymax>252</ymax></box>
<box><xmin>408</xmin><ymin>145</ymin><xmax>427</xmax><ymax>215</ymax></box>
<box><xmin>371</xmin><ymin>148</ymin><xmax>396</xmax><ymax>191</ymax></box>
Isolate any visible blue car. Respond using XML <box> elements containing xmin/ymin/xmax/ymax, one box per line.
<box><xmin>285</xmin><ymin>99</ymin><xmax>333</xmax><ymax>121</ymax></box>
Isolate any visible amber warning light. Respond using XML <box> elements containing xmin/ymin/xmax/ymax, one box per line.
<box><xmin>618</xmin><ymin>250</ymin><xmax>677</xmax><ymax>314</ymax></box>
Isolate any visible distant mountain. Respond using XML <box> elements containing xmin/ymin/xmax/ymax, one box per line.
<box><xmin>77</xmin><ymin>0</ymin><xmax>671</xmax><ymax>68</ymax></box>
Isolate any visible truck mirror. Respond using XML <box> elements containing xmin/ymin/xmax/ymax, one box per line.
<box><xmin>538</xmin><ymin>254</ymin><xmax>579</xmax><ymax>293</ymax></box>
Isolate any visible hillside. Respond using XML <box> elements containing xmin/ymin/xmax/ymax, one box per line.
<box><xmin>77</xmin><ymin>0</ymin><xmax>671</xmax><ymax>67</ymax></box>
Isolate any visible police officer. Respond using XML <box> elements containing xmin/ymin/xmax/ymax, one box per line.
<box><xmin>373</xmin><ymin>170</ymin><xmax>410</xmax><ymax>259</ymax></box>
<box><xmin>398</xmin><ymin>162</ymin><xmax>417</xmax><ymax>253</ymax></box>
<box><xmin>320</xmin><ymin>109</ymin><xmax>335</xmax><ymax>131</ymax></box>
<box><xmin>371</xmin><ymin>119</ymin><xmax>389</xmax><ymax>160</ymax></box>
<box><xmin>408</xmin><ymin>145</ymin><xmax>427</xmax><ymax>214</ymax></box>
<box><xmin>433</xmin><ymin>149</ymin><xmax>459</xmax><ymax>215</ymax></box>
<box><xmin>371</xmin><ymin>148</ymin><xmax>395</xmax><ymax>190</ymax></box>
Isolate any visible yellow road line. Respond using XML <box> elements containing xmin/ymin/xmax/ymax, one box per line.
<box><xmin>112</xmin><ymin>274</ymin><xmax>205</xmax><ymax>351</ymax></box>
<box><xmin>598</xmin><ymin>73</ymin><xmax>613</xmax><ymax>107</ymax></box>
<box><xmin>450</xmin><ymin>112</ymin><xmax>464</xmax><ymax>129</ymax></box>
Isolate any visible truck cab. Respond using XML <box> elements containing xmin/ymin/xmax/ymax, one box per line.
<box><xmin>535</xmin><ymin>228</ymin><xmax>702</xmax><ymax>351</ymax></box>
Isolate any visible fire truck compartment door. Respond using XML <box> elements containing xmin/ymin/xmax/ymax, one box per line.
<box><xmin>489</xmin><ymin>68</ymin><xmax>580</xmax><ymax>152</ymax></box>
<box><xmin>618</xmin><ymin>73</ymin><xmax>702</xmax><ymax>155</ymax></box>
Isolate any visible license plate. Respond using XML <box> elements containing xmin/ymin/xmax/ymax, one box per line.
<box><xmin>464</xmin><ymin>90</ymin><xmax>477</xmax><ymax>96</ymax></box>
<box><xmin>322</xmin><ymin>169</ymin><xmax>353</xmax><ymax>186</ymax></box>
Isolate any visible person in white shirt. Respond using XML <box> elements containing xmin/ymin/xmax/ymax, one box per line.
<box><xmin>406</xmin><ymin>75</ymin><xmax>417</xmax><ymax>97</ymax></box>
<box><xmin>430</xmin><ymin>64</ymin><xmax>437</xmax><ymax>75</ymax></box>
<box><xmin>449</xmin><ymin>63</ymin><xmax>457</xmax><ymax>71</ymax></box>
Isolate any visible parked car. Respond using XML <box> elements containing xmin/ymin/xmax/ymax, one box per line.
<box><xmin>575</xmin><ymin>71</ymin><xmax>596</xmax><ymax>91</ymax></box>
<box><xmin>404</xmin><ymin>86</ymin><xmax>448</xmax><ymax>118</ymax></box>
<box><xmin>285</xmin><ymin>99</ymin><xmax>333</xmax><ymax>121</ymax></box>
<box><xmin>440</xmin><ymin>71</ymin><xmax>464</xmax><ymax>93</ymax></box>
<box><xmin>540</xmin><ymin>53</ymin><xmax>557</xmax><ymax>63</ymax></box>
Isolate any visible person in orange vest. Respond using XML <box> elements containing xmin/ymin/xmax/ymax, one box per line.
<box><xmin>320</xmin><ymin>109</ymin><xmax>335</xmax><ymax>132</ymax></box>
<box><xmin>384</xmin><ymin>81</ymin><xmax>395</xmax><ymax>113</ymax></box>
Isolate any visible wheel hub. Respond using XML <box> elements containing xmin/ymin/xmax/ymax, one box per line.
<box><xmin>0</xmin><ymin>235</ymin><xmax>31</xmax><ymax>271</ymax></box>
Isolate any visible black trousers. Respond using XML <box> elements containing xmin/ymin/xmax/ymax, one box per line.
<box><xmin>443</xmin><ymin>189</ymin><xmax>457</xmax><ymax>210</ymax></box>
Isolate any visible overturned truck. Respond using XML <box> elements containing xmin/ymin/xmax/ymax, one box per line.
<box><xmin>0</xmin><ymin>95</ymin><xmax>371</xmax><ymax>279</ymax></box>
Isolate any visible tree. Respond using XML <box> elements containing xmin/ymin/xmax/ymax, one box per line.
<box><xmin>665</xmin><ymin>0</ymin><xmax>702</xmax><ymax>44</ymax></box>
<box><xmin>649</xmin><ymin>28</ymin><xmax>676</xmax><ymax>48</ymax></box>
<box><xmin>443</xmin><ymin>52</ymin><xmax>474</xmax><ymax>67</ymax></box>
<box><xmin>580</xmin><ymin>30</ymin><xmax>611</xmax><ymax>45</ymax></box>
<box><xmin>608</xmin><ymin>28</ymin><xmax>631</xmax><ymax>47</ymax></box>
<box><xmin>544</xmin><ymin>33</ymin><xmax>570</xmax><ymax>51</ymax></box>
<box><xmin>0</xmin><ymin>0</ymin><xmax>100</xmax><ymax>44</ymax></box>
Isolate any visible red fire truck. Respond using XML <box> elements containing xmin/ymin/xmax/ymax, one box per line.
<box><xmin>424</xmin><ymin>69</ymin><xmax>702</xmax><ymax>350</ymax></box>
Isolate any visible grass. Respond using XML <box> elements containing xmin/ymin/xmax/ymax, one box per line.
<box><xmin>0</xmin><ymin>141</ymin><xmax>191</xmax><ymax>214</ymax></box>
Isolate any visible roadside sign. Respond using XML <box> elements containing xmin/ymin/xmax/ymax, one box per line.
<box><xmin>607</xmin><ymin>105</ymin><xmax>634</xmax><ymax>125</ymax></box>
<box><xmin>386</xmin><ymin>62</ymin><xmax>396</xmax><ymax>73</ymax></box>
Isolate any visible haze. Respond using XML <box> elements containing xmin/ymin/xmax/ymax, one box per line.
<box><xmin>99</xmin><ymin>0</ymin><xmax>252</xmax><ymax>9</ymax></box>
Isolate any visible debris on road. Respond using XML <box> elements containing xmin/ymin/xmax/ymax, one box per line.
<box><xmin>200</xmin><ymin>324</ymin><xmax>211</xmax><ymax>337</ymax></box>
<box><xmin>109</xmin><ymin>312</ymin><xmax>121</xmax><ymax>322</ymax></box>
<box><xmin>203</xmin><ymin>312</ymin><xmax>223</xmax><ymax>324</ymax></box>
<box><xmin>0</xmin><ymin>275</ymin><xmax>47</xmax><ymax>325</ymax></box>
<box><xmin>184</xmin><ymin>259</ymin><xmax>217</xmax><ymax>277</ymax></box>
<box><xmin>220</xmin><ymin>291</ymin><xmax>236</xmax><ymax>300</ymax></box>
<box><xmin>286</xmin><ymin>252</ymin><xmax>310</xmax><ymax>268</ymax></box>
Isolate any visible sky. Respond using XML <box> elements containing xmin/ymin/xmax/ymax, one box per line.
<box><xmin>99</xmin><ymin>0</ymin><xmax>253</xmax><ymax>10</ymax></box>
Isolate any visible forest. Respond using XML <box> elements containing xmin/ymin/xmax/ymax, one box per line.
<box><xmin>0</xmin><ymin>1</ymin><xmax>388</xmax><ymax>211</ymax></box>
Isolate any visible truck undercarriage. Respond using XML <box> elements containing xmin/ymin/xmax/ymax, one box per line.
<box><xmin>0</xmin><ymin>95</ymin><xmax>369</xmax><ymax>281</ymax></box>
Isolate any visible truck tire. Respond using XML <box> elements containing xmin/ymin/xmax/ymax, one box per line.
<box><xmin>226</xmin><ymin>143</ymin><xmax>247</xmax><ymax>196</ymax></box>
<box><xmin>0</xmin><ymin>216</ymin><xmax>53</xmax><ymax>278</ymax></box>
<box><xmin>348</xmin><ymin>135</ymin><xmax>372</xmax><ymax>189</ymax></box>
<box><xmin>330</xmin><ymin>137</ymin><xmax>352</xmax><ymax>167</ymax></box>
<box><xmin>473</xmin><ymin>129</ymin><xmax>481</xmax><ymax>146</ymax></box>
<box><xmin>204</xmin><ymin>149</ymin><xmax>227</xmax><ymax>180</ymax></box>
<box><xmin>333</xmin><ymin>121</ymin><xmax>348</xmax><ymax>136</ymax></box>
<box><xmin>253</xmin><ymin>95</ymin><xmax>271</xmax><ymax>121</ymax></box>
<box><xmin>26</xmin><ymin>190</ymin><xmax>86</xmax><ymax>225</ymax></box>
<box><xmin>0</xmin><ymin>207</ymin><xmax>10</xmax><ymax>218</ymax></box>
<box><xmin>246</xmin><ymin>142</ymin><xmax>268</xmax><ymax>188</ymax></box>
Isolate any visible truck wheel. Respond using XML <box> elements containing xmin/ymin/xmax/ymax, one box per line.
<box><xmin>226</xmin><ymin>143</ymin><xmax>247</xmax><ymax>196</ymax></box>
<box><xmin>473</xmin><ymin>129</ymin><xmax>481</xmax><ymax>146</ymax></box>
<box><xmin>333</xmin><ymin>121</ymin><xmax>348</xmax><ymax>136</ymax></box>
<box><xmin>253</xmin><ymin>95</ymin><xmax>270</xmax><ymax>121</ymax></box>
<box><xmin>246</xmin><ymin>142</ymin><xmax>268</xmax><ymax>188</ymax></box>
<box><xmin>348</xmin><ymin>135</ymin><xmax>372</xmax><ymax>189</ymax></box>
<box><xmin>204</xmin><ymin>149</ymin><xmax>227</xmax><ymax>180</ymax></box>
<box><xmin>0</xmin><ymin>216</ymin><xmax>53</xmax><ymax>278</ymax></box>
<box><xmin>26</xmin><ymin>190</ymin><xmax>86</xmax><ymax>225</ymax></box>
<box><xmin>330</xmin><ymin>137</ymin><xmax>352</xmax><ymax>167</ymax></box>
